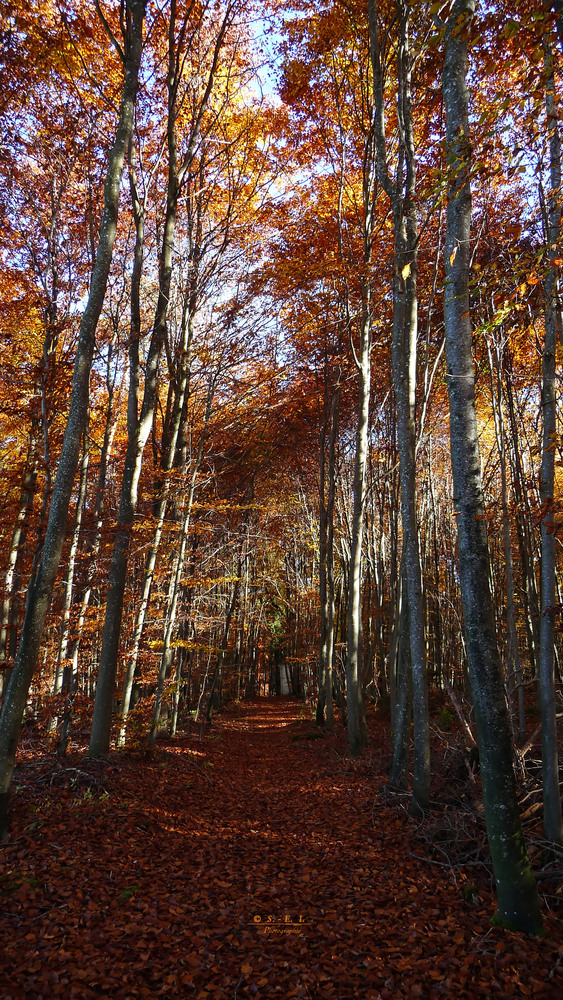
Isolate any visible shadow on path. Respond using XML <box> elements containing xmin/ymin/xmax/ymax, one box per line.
<box><xmin>0</xmin><ymin>697</ymin><xmax>560</xmax><ymax>999</ymax></box>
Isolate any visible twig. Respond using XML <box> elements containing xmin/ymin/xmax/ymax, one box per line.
<box><xmin>443</xmin><ymin>679</ymin><xmax>476</xmax><ymax>745</ymax></box>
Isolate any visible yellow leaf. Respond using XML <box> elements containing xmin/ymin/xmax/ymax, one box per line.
<box><xmin>401</xmin><ymin>263</ymin><xmax>411</xmax><ymax>279</ymax></box>
<box><xmin>450</xmin><ymin>246</ymin><xmax>457</xmax><ymax>266</ymax></box>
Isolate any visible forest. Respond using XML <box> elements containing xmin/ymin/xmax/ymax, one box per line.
<box><xmin>0</xmin><ymin>0</ymin><xmax>563</xmax><ymax>994</ymax></box>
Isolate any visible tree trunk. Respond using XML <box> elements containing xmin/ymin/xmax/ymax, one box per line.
<box><xmin>52</xmin><ymin>430</ymin><xmax>90</xmax><ymax>698</ymax></box>
<box><xmin>485</xmin><ymin>338</ymin><xmax>525</xmax><ymax>742</ymax></box>
<box><xmin>0</xmin><ymin>418</ymin><xmax>41</xmax><ymax>683</ymax></box>
<box><xmin>0</xmin><ymin>0</ymin><xmax>146</xmax><ymax>836</ymax></box>
<box><xmin>61</xmin><ymin>356</ymin><xmax>119</xmax><ymax>731</ymax></box>
<box><xmin>370</xmin><ymin>0</ymin><xmax>429</xmax><ymax>811</ymax></box>
<box><xmin>325</xmin><ymin>382</ymin><xmax>339</xmax><ymax>732</ymax></box>
<box><xmin>118</xmin><ymin>294</ymin><xmax>195</xmax><ymax>744</ymax></box>
<box><xmin>389</xmin><ymin>563</ymin><xmax>411</xmax><ymax>790</ymax></box>
<box><xmin>89</xmin><ymin>0</ymin><xmax>233</xmax><ymax>757</ymax></box>
<box><xmin>538</xmin><ymin>34</ymin><xmax>563</xmax><ymax>846</ymax></box>
<box><xmin>442</xmin><ymin>0</ymin><xmax>542</xmax><ymax>934</ymax></box>
<box><xmin>346</xmin><ymin>295</ymin><xmax>370</xmax><ymax>755</ymax></box>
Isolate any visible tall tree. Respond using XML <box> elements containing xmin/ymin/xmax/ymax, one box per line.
<box><xmin>369</xmin><ymin>0</ymin><xmax>430</xmax><ymax>814</ymax></box>
<box><xmin>0</xmin><ymin>0</ymin><xmax>146</xmax><ymax>835</ymax></box>
<box><xmin>88</xmin><ymin>0</ymin><xmax>234</xmax><ymax>757</ymax></box>
<box><xmin>538</xmin><ymin>23</ymin><xmax>563</xmax><ymax>846</ymax></box>
<box><xmin>441</xmin><ymin>0</ymin><xmax>542</xmax><ymax>934</ymax></box>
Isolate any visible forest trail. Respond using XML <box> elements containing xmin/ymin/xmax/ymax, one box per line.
<box><xmin>0</xmin><ymin>698</ymin><xmax>561</xmax><ymax>1000</ymax></box>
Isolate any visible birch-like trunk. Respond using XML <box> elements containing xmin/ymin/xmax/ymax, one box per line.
<box><xmin>46</xmin><ymin>430</ymin><xmax>91</xmax><ymax>739</ymax></box>
<box><xmin>52</xmin><ymin>431</ymin><xmax>90</xmax><ymax>696</ymax></box>
<box><xmin>442</xmin><ymin>0</ymin><xmax>542</xmax><ymax>934</ymax></box>
<box><xmin>0</xmin><ymin>420</ymin><xmax>41</xmax><ymax>681</ymax></box>
<box><xmin>63</xmin><ymin>367</ymin><xmax>119</xmax><ymax>706</ymax></box>
<box><xmin>148</xmin><ymin>373</ymin><xmax>217</xmax><ymax>745</ymax></box>
<box><xmin>346</xmin><ymin>295</ymin><xmax>370</xmax><ymax>755</ymax></box>
<box><xmin>118</xmin><ymin>300</ymin><xmax>195</xmax><ymax>745</ymax></box>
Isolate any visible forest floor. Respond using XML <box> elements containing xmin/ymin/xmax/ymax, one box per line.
<box><xmin>0</xmin><ymin>697</ymin><xmax>562</xmax><ymax>1000</ymax></box>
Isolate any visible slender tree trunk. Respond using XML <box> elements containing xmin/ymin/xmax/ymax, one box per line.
<box><xmin>442</xmin><ymin>0</ymin><xmax>542</xmax><ymax>934</ymax></box>
<box><xmin>52</xmin><ymin>430</ymin><xmax>90</xmax><ymax>697</ymax></box>
<box><xmin>47</xmin><ymin>429</ymin><xmax>91</xmax><ymax>739</ymax></box>
<box><xmin>370</xmin><ymin>0</ymin><xmax>429</xmax><ymax>811</ymax></box>
<box><xmin>0</xmin><ymin>0</ymin><xmax>146</xmax><ymax>836</ymax></box>
<box><xmin>89</xmin><ymin>0</ymin><xmax>232</xmax><ymax>757</ymax></box>
<box><xmin>203</xmin><ymin>555</ymin><xmax>243</xmax><ymax>724</ymax></box>
<box><xmin>0</xmin><ymin>419</ymin><xmax>41</xmax><ymax>681</ymax></box>
<box><xmin>538</xmin><ymin>35</ymin><xmax>563</xmax><ymax>846</ymax></box>
<box><xmin>317</xmin><ymin>375</ymin><xmax>329</xmax><ymax>726</ymax></box>
<box><xmin>148</xmin><ymin>372</ymin><xmax>218</xmax><ymax>745</ymax></box>
<box><xmin>63</xmin><ymin>366</ymin><xmax>119</xmax><ymax>712</ymax></box>
<box><xmin>389</xmin><ymin>562</ymin><xmax>411</xmax><ymax>790</ymax></box>
<box><xmin>119</xmin><ymin>299</ymin><xmax>195</xmax><ymax>744</ymax></box>
<box><xmin>346</xmin><ymin>294</ymin><xmax>370</xmax><ymax>755</ymax></box>
<box><xmin>317</xmin><ymin>359</ymin><xmax>340</xmax><ymax>726</ymax></box>
<box><xmin>486</xmin><ymin>339</ymin><xmax>525</xmax><ymax>742</ymax></box>
<box><xmin>325</xmin><ymin>382</ymin><xmax>339</xmax><ymax>731</ymax></box>
<box><xmin>505</xmin><ymin>367</ymin><xmax>540</xmax><ymax>675</ymax></box>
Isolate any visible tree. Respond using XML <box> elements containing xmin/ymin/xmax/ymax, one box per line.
<box><xmin>369</xmin><ymin>0</ymin><xmax>430</xmax><ymax>813</ymax></box>
<box><xmin>441</xmin><ymin>0</ymin><xmax>542</xmax><ymax>934</ymax></box>
<box><xmin>88</xmin><ymin>0</ymin><xmax>235</xmax><ymax>757</ymax></box>
<box><xmin>538</xmin><ymin>18</ymin><xmax>563</xmax><ymax>847</ymax></box>
<box><xmin>0</xmin><ymin>0</ymin><xmax>146</xmax><ymax>836</ymax></box>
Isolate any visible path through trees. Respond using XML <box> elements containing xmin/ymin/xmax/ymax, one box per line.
<box><xmin>0</xmin><ymin>699</ymin><xmax>560</xmax><ymax>999</ymax></box>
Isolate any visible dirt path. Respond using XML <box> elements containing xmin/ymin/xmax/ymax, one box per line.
<box><xmin>0</xmin><ymin>698</ymin><xmax>561</xmax><ymax>999</ymax></box>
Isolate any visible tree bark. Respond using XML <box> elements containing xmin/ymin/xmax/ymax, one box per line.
<box><xmin>369</xmin><ymin>0</ymin><xmax>430</xmax><ymax>811</ymax></box>
<box><xmin>486</xmin><ymin>338</ymin><xmax>525</xmax><ymax>742</ymax></box>
<box><xmin>346</xmin><ymin>293</ymin><xmax>370</xmax><ymax>755</ymax></box>
<box><xmin>0</xmin><ymin>418</ymin><xmax>41</xmax><ymax>682</ymax></box>
<box><xmin>442</xmin><ymin>0</ymin><xmax>542</xmax><ymax>934</ymax></box>
<box><xmin>538</xmin><ymin>34</ymin><xmax>563</xmax><ymax>846</ymax></box>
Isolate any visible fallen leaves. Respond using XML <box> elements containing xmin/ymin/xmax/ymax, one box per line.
<box><xmin>0</xmin><ymin>699</ymin><xmax>561</xmax><ymax>999</ymax></box>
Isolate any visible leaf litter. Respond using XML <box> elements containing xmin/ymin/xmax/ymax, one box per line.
<box><xmin>0</xmin><ymin>697</ymin><xmax>561</xmax><ymax>999</ymax></box>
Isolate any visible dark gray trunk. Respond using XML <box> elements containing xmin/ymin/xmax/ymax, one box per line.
<box><xmin>442</xmin><ymin>0</ymin><xmax>542</xmax><ymax>934</ymax></box>
<box><xmin>538</xmin><ymin>35</ymin><xmax>563</xmax><ymax>846</ymax></box>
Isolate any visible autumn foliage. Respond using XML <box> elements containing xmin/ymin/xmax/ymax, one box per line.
<box><xmin>0</xmin><ymin>0</ymin><xmax>562</xmax><ymax>971</ymax></box>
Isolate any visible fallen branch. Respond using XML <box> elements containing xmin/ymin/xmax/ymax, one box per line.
<box><xmin>443</xmin><ymin>679</ymin><xmax>476</xmax><ymax>745</ymax></box>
